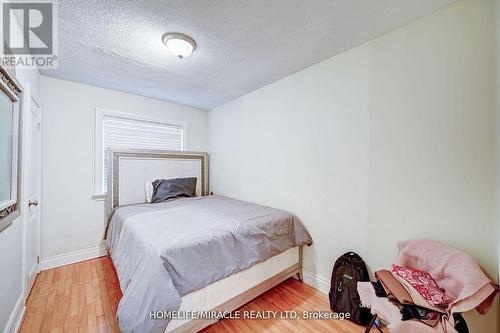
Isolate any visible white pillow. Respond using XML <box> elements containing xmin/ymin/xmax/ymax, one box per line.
<box><xmin>145</xmin><ymin>181</ymin><xmax>154</xmax><ymax>203</ymax></box>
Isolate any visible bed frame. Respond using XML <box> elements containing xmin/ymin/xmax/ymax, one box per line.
<box><xmin>107</xmin><ymin>149</ymin><xmax>209</xmax><ymax>210</ymax></box>
<box><xmin>107</xmin><ymin>149</ymin><xmax>303</xmax><ymax>333</ymax></box>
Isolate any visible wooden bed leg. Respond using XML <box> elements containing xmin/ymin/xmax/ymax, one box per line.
<box><xmin>296</xmin><ymin>270</ymin><xmax>303</xmax><ymax>283</ymax></box>
<box><xmin>296</xmin><ymin>246</ymin><xmax>304</xmax><ymax>282</ymax></box>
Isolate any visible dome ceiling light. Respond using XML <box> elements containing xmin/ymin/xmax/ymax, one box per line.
<box><xmin>162</xmin><ymin>33</ymin><xmax>196</xmax><ymax>60</ymax></box>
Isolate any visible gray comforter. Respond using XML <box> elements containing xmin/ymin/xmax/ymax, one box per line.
<box><xmin>107</xmin><ymin>195</ymin><xmax>312</xmax><ymax>333</ymax></box>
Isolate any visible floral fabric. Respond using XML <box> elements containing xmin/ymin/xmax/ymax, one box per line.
<box><xmin>392</xmin><ymin>264</ymin><xmax>454</xmax><ymax>307</ymax></box>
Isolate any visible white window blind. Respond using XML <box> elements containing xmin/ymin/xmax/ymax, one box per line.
<box><xmin>102</xmin><ymin>115</ymin><xmax>184</xmax><ymax>193</ymax></box>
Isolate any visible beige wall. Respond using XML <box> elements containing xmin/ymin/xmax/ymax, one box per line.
<box><xmin>40</xmin><ymin>77</ymin><xmax>208</xmax><ymax>259</ymax></box>
<box><xmin>495</xmin><ymin>0</ymin><xmax>500</xmax><ymax>326</ymax></box>
<box><xmin>209</xmin><ymin>0</ymin><xmax>497</xmax><ymax>331</ymax></box>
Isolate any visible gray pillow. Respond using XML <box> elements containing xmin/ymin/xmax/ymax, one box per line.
<box><xmin>151</xmin><ymin>177</ymin><xmax>197</xmax><ymax>203</ymax></box>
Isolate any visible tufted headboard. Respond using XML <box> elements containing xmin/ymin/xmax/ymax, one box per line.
<box><xmin>107</xmin><ymin>149</ymin><xmax>208</xmax><ymax>210</ymax></box>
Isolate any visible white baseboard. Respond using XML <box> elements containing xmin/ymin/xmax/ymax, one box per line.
<box><xmin>303</xmin><ymin>269</ymin><xmax>330</xmax><ymax>295</ymax></box>
<box><xmin>40</xmin><ymin>246</ymin><xmax>107</xmax><ymax>271</ymax></box>
<box><xmin>3</xmin><ymin>293</ymin><xmax>26</xmax><ymax>333</ymax></box>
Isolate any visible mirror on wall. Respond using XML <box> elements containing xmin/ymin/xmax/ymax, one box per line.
<box><xmin>0</xmin><ymin>67</ymin><xmax>22</xmax><ymax>232</ymax></box>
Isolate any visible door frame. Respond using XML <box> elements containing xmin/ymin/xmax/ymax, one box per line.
<box><xmin>22</xmin><ymin>82</ymin><xmax>42</xmax><ymax>299</ymax></box>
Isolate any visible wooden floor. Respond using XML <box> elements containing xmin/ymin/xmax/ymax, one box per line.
<box><xmin>20</xmin><ymin>257</ymin><xmax>369</xmax><ymax>333</ymax></box>
<box><xmin>20</xmin><ymin>257</ymin><xmax>122</xmax><ymax>333</ymax></box>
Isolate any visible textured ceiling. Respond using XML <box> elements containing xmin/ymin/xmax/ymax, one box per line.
<box><xmin>41</xmin><ymin>0</ymin><xmax>457</xmax><ymax>109</ymax></box>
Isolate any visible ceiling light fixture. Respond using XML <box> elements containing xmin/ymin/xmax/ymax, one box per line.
<box><xmin>162</xmin><ymin>33</ymin><xmax>196</xmax><ymax>60</ymax></box>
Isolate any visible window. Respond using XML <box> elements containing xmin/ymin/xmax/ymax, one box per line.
<box><xmin>95</xmin><ymin>109</ymin><xmax>185</xmax><ymax>195</ymax></box>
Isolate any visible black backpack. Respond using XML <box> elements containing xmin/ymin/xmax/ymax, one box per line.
<box><xmin>329</xmin><ymin>252</ymin><xmax>373</xmax><ymax>326</ymax></box>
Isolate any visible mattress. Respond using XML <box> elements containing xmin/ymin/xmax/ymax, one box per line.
<box><xmin>107</xmin><ymin>195</ymin><xmax>312</xmax><ymax>333</ymax></box>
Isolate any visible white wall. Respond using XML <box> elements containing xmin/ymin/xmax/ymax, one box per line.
<box><xmin>0</xmin><ymin>218</ymin><xmax>26</xmax><ymax>333</ymax></box>
<box><xmin>210</xmin><ymin>41</ymin><xmax>373</xmax><ymax>273</ymax></box>
<box><xmin>40</xmin><ymin>76</ymin><xmax>208</xmax><ymax>260</ymax></box>
<box><xmin>0</xmin><ymin>67</ymin><xmax>40</xmax><ymax>332</ymax></box>
<box><xmin>209</xmin><ymin>0</ymin><xmax>497</xmax><ymax>331</ymax></box>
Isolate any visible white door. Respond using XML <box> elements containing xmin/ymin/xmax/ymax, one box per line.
<box><xmin>26</xmin><ymin>91</ymin><xmax>41</xmax><ymax>293</ymax></box>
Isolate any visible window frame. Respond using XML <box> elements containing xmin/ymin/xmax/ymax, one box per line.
<box><xmin>93</xmin><ymin>108</ymin><xmax>187</xmax><ymax>199</ymax></box>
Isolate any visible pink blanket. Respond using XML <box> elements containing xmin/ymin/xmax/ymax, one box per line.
<box><xmin>358</xmin><ymin>239</ymin><xmax>498</xmax><ymax>333</ymax></box>
<box><xmin>395</xmin><ymin>239</ymin><xmax>498</xmax><ymax>314</ymax></box>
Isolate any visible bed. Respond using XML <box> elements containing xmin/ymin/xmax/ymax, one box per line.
<box><xmin>105</xmin><ymin>150</ymin><xmax>312</xmax><ymax>333</ymax></box>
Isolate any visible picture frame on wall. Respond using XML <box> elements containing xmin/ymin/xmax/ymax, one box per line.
<box><xmin>0</xmin><ymin>66</ymin><xmax>23</xmax><ymax>232</ymax></box>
